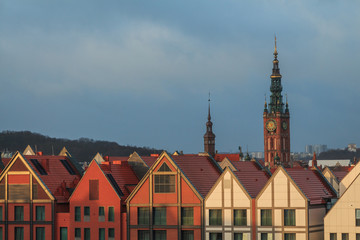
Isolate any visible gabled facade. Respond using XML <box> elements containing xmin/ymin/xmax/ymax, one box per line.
<box><xmin>256</xmin><ymin>166</ymin><xmax>336</xmax><ymax>240</ymax></box>
<box><xmin>324</xmin><ymin>173</ymin><xmax>360</xmax><ymax>240</ymax></box>
<box><xmin>126</xmin><ymin>152</ymin><xmax>221</xmax><ymax>240</ymax></box>
<box><xmin>339</xmin><ymin>160</ymin><xmax>360</xmax><ymax>197</ymax></box>
<box><xmin>0</xmin><ymin>151</ymin><xmax>82</xmax><ymax>240</ymax></box>
<box><xmin>205</xmin><ymin>168</ymin><xmax>253</xmax><ymax>240</ymax></box>
<box><xmin>323</xmin><ymin>167</ymin><xmax>350</xmax><ymax>197</ymax></box>
<box><xmin>69</xmin><ymin>160</ymin><xmax>123</xmax><ymax>240</ymax></box>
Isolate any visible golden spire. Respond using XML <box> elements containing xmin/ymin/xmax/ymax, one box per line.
<box><xmin>274</xmin><ymin>35</ymin><xmax>278</xmax><ymax>58</ymax></box>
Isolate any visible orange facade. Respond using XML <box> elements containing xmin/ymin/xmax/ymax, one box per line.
<box><xmin>127</xmin><ymin>154</ymin><xmax>203</xmax><ymax>240</ymax></box>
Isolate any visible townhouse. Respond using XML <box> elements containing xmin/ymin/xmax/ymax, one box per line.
<box><xmin>256</xmin><ymin>166</ymin><xmax>337</xmax><ymax>240</ymax></box>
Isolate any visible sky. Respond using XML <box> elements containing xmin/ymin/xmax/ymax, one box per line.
<box><xmin>0</xmin><ymin>0</ymin><xmax>359</xmax><ymax>154</ymax></box>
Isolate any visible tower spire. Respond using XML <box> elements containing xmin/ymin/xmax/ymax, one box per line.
<box><xmin>274</xmin><ymin>35</ymin><xmax>278</xmax><ymax>58</ymax></box>
<box><xmin>204</xmin><ymin>93</ymin><xmax>215</xmax><ymax>157</ymax></box>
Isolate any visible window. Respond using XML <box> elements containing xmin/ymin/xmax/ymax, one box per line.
<box><xmin>108</xmin><ymin>228</ymin><xmax>115</xmax><ymax>240</ymax></box>
<box><xmin>84</xmin><ymin>228</ymin><xmax>90</xmax><ymax>240</ymax></box>
<box><xmin>84</xmin><ymin>206</ymin><xmax>90</xmax><ymax>222</ymax></box>
<box><xmin>36</xmin><ymin>206</ymin><xmax>45</xmax><ymax>221</ymax></box>
<box><xmin>0</xmin><ymin>227</ymin><xmax>2</xmax><ymax>240</ymax></box>
<box><xmin>181</xmin><ymin>207</ymin><xmax>194</xmax><ymax>225</ymax></box>
<box><xmin>330</xmin><ymin>233</ymin><xmax>337</xmax><ymax>240</ymax></box>
<box><xmin>30</xmin><ymin>159</ymin><xmax>47</xmax><ymax>175</ymax></box>
<box><xmin>60</xmin><ymin>159</ymin><xmax>76</xmax><ymax>175</ymax></box>
<box><xmin>14</xmin><ymin>206</ymin><xmax>24</xmax><ymax>221</ymax></box>
<box><xmin>36</xmin><ymin>227</ymin><xmax>45</xmax><ymax>240</ymax></box>
<box><xmin>99</xmin><ymin>228</ymin><xmax>105</xmax><ymax>240</ymax></box>
<box><xmin>356</xmin><ymin>233</ymin><xmax>360</xmax><ymax>240</ymax></box>
<box><xmin>89</xmin><ymin>179</ymin><xmax>99</xmax><ymax>200</ymax></box>
<box><xmin>234</xmin><ymin>233</ymin><xmax>243</xmax><ymax>240</ymax></box>
<box><xmin>284</xmin><ymin>233</ymin><xmax>296</xmax><ymax>240</ymax></box>
<box><xmin>209</xmin><ymin>233</ymin><xmax>222</xmax><ymax>240</ymax></box>
<box><xmin>75</xmin><ymin>207</ymin><xmax>81</xmax><ymax>221</ymax></box>
<box><xmin>154</xmin><ymin>175</ymin><xmax>175</xmax><ymax>193</ymax></box>
<box><xmin>0</xmin><ymin>206</ymin><xmax>2</xmax><ymax>221</ymax></box>
<box><xmin>15</xmin><ymin>227</ymin><xmax>24</xmax><ymax>240</ymax></box>
<box><xmin>356</xmin><ymin>209</ymin><xmax>360</xmax><ymax>226</ymax></box>
<box><xmin>154</xmin><ymin>230</ymin><xmax>166</xmax><ymax>240</ymax></box>
<box><xmin>99</xmin><ymin>207</ymin><xmax>105</xmax><ymax>222</ymax></box>
<box><xmin>209</xmin><ymin>209</ymin><xmax>222</xmax><ymax>226</ymax></box>
<box><xmin>138</xmin><ymin>230</ymin><xmax>150</xmax><ymax>240</ymax></box>
<box><xmin>60</xmin><ymin>227</ymin><xmax>67</xmax><ymax>240</ymax></box>
<box><xmin>342</xmin><ymin>233</ymin><xmax>349</xmax><ymax>240</ymax></box>
<box><xmin>284</xmin><ymin>209</ymin><xmax>295</xmax><ymax>226</ymax></box>
<box><xmin>153</xmin><ymin>207</ymin><xmax>166</xmax><ymax>225</ymax></box>
<box><xmin>261</xmin><ymin>233</ymin><xmax>268</xmax><ymax>240</ymax></box>
<box><xmin>234</xmin><ymin>209</ymin><xmax>247</xmax><ymax>226</ymax></box>
<box><xmin>158</xmin><ymin>163</ymin><xmax>172</xmax><ymax>172</ymax></box>
<box><xmin>182</xmin><ymin>230</ymin><xmax>194</xmax><ymax>240</ymax></box>
<box><xmin>138</xmin><ymin>207</ymin><xmax>149</xmax><ymax>225</ymax></box>
<box><xmin>261</xmin><ymin>209</ymin><xmax>272</xmax><ymax>226</ymax></box>
<box><xmin>108</xmin><ymin>207</ymin><xmax>114</xmax><ymax>222</ymax></box>
<box><xmin>75</xmin><ymin>228</ymin><xmax>81</xmax><ymax>240</ymax></box>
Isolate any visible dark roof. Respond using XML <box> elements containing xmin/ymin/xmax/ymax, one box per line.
<box><xmin>100</xmin><ymin>161</ymin><xmax>139</xmax><ymax>201</ymax></box>
<box><xmin>285</xmin><ymin>167</ymin><xmax>337</xmax><ymax>205</ymax></box>
<box><xmin>142</xmin><ymin>156</ymin><xmax>158</xmax><ymax>167</ymax></box>
<box><xmin>171</xmin><ymin>155</ymin><xmax>222</xmax><ymax>197</ymax></box>
<box><xmin>231</xmin><ymin>161</ymin><xmax>271</xmax><ymax>198</ymax></box>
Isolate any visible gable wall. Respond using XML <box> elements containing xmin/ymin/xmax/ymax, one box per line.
<box><xmin>256</xmin><ymin>169</ymin><xmax>308</xmax><ymax>240</ymax></box>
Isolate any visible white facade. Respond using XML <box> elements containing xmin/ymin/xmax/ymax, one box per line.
<box><xmin>205</xmin><ymin>168</ymin><xmax>252</xmax><ymax>240</ymax></box>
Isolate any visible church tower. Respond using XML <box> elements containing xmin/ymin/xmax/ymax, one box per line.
<box><xmin>204</xmin><ymin>97</ymin><xmax>215</xmax><ymax>157</ymax></box>
<box><xmin>263</xmin><ymin>37</ymin><xmax>290</xmax><ymax>167</ymax></box>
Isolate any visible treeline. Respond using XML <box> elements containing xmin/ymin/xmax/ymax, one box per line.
<box><xmin>0</xmin><ymin>131</ymin><xmax>162</xmax><ymax>162</ymax></box>
<box><xmin>318</xmin><ymin>148</ymin><xmax>360</xmax><ymax>160</ymax></box>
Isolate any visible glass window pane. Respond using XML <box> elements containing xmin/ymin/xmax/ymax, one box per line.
<box><xmin>154</xmin><ymin>230</ymin><xmax>166</xmax><ymax>240</ymax></box>
<box><xmin>138</xmin><ymin>230</ymin><xmax>150</xmax><ymax>240</ymax></box>
<box><xmin>234</xmin><ymin>233</ymin><xmax>243</xmax><ymax>240</ymax></box>
<box><xmin>36</xmin><ymin>206</ymin><xmax>45</xmax><ymax>221</ymax></box>
<box><xmin>36</xmin><ymin>227</ymin><xmax>45</xmax><ymax>240</ymax></box>
<box><xmin>182</xmin><ymin>230</ymin><xmax>194</xmax><ymax>240</ymax></box>
<box><xmin>234</xmin><ymin>209</ymin><xmax>246</xmax><ymax>226</ymax></box>
<box><xmin>284</xmin><ymin>209</ymin><xmax>295</xmax><ymax>226</ymax></box>
<box><xmin>108</xmin><ymin>228</ymin><xmax>115</xmax><ymax>238</ymax></box>
<box><xmin>15</xmin><ymin>206</ymin><xmax>24</xmax><ymax>221</ymax></box>
<box><xmin>154</xmin><ymin>207</ymin><xmax>166</xmax><ymax>225</ymax></box>
<box><xmin>209</xmin><ymin>233</ymin><xmax>222</xmax><ymax>240</ymax></box>
<box><xmin>209</xmin><ymin>209</ymin><xmax>222</xmax><ymax>226</ymax></box>
<box><xmin>84</xmin><ymin>228</ymin><xmax>90</xmax><ymax>240</ymax></box>
<box><xmin>15</xmin><ymin>227</ymin><xmax>24</xmax><ymax>240</ymax></box>
<box><xmin>261</xmin><ymin>209</ymin><xmax>272</xmax><ymax>226</ymax></box>
<box><xmin>75</xmin><ymin>228</ymin><xmax>81</xmax><ymax>238</ymax></box>
<box><xmin>75</xmin><ymin>207</ymin><xmax>81</xmax><ymax>221</ymax></box>
<box><xmin>99</xmin><ymin>228</ymin><xmax>105</xmax><ymax>240</ymax></box>
<box><xmin>60</xmin><ymin>227</ymin><xmax>67</xmax><ymax>240</ymax></box>
<box><xmin>108</xmin><ymin>207</ymin><xmax>114</xmax><ymax>222</ymax></box>
<box><xmin>330</xmin><ymin>233</ymin><xmax>337</xmax><ymax>240</ymax></box>
<box><xmin>181</xmin><ymin>207</ymin><xmax>194</xmax><ymax>225</ymax></box>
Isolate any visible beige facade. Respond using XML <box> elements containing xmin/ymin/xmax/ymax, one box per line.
<box><xmin>324</xmin><ymin>174</ymin><xmax>360</xmax><ymax>240</ymax></box>
<box><xmin>205</xmin><ymin>168</ymin><xmax>252</xmax><ymax>240</ymax></box>
<box><xmin>339</xmin><ymin>162</ymin><xmax>360</xmax><ymax>196</ymax></box>
<box><xmin>323</xmin><ymin>167</ymin><xmax>340</xmax><ymax>196</ymax></box>
<box><xmin>256</xmin><ymin>167</ymin><xmax>329</xmax><ymax>240</ymax></box>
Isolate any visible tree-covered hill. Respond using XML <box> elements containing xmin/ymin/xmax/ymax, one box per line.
<box><xmin>0</xmin><ymin>131</ymin><xmax>162</xmax><ymax>162</ymax></box>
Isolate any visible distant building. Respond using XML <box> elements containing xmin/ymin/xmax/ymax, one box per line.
<box><xmin>250</xmin><ymin>151</ymin><xmax>264</xmax><ymax>159</ymax></box>
<box><xmin>305</xmin><ymin>144</ymin><xmax>327</xmax><ymax>154</ymax></box>
<box><xmin>348</xmin><ymin>143</ymin><xmax>357</xmax><ymax>152</ymax></box>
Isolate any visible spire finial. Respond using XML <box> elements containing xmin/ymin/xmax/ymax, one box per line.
<box><xmin>208</xmin><ymin>92</ymin><xmax>211</xmax><ymax>121</ymax></box>
<box><xmin>274</xmin><ymin>34</ymin><xmax>278</xmax><ymax>57</ymax></box>
<box><xmin>286</xmin><ymin>94</ymin><xmax>288</xmax><ymax>104</ymax></box>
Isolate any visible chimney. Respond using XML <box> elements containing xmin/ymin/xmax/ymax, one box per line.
<box><xmin>37</xmin><ymin>151</ymin><xmax>43</xmax><ymax>156</ymax></box>
<box><xmin>311</xmin><ymin>152</ymin><xmax>317</xmax><ymax>168</ymax></box>
<box><xmin>41</xmin><ymin>159</ymin><xmax>49</xmax><ymax>172</ymax></box>
<box><xmin>104</xmin><ymin>156</ymin><xmax>109</xmax><ymax>161</ymax></box>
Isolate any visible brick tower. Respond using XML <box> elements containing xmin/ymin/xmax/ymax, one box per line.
<box><xmin>204</xmin><ymin>97</ymin><xmax>215</xmax><ymax>157</ymax></box>
<box><xmin>263</xmin><ymin>37</ymin><xmax>290</xmax><ymax>167</ymax></box>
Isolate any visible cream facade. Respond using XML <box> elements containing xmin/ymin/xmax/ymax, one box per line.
<box><xmin>324</xmin><ymin>174</ymin><xmax>360</xmax><ymax>240</ymax></box>
<box><xmin>339</xmin><ymin>162</ymin><xmax>360</xmax><ymax>196</ymax></box>
<box><xmin>323</xmin><ymin>167</ymin><xmax>340</xmax><ymax>196</ymax></box>
<box><xmin>205</xmin><ymin>168</ymin><xmax>253</xmax><ymax>240</ymax></box>
<box><xmin>256</xmin><ymin>167</ymin><xmax>327</xmax><ymax>240</ymax></box>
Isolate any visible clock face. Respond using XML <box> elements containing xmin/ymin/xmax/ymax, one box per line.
<box><xmin>282</xmin><ymin>121</ymin><xmax>288</xmax><ymax>130</ymax></box>
<box><xmin>266</xmin><ymin>119</ymin><xmax>277</xmax><ymax>131</ymax></box>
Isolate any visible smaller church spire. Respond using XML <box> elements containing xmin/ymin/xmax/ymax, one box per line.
<box><xmin>274</xmin><ymin>35</ymin><xmax>278</xmax><ymax>58</ymax></box>
<box><xmin>285</xmin><ymin>94</ymin><xmax>289</xmax><ymax>113</ymax></box>
<box><xmin>208</xmin><ymin>92</ymin><xmax>211</xmax><ymax>121</ymax></box>
<box><xmin>204</xmin><ymin>93</ymin><xmax>215</xmax><ymax>157</ymax></box>
<box><xmin>264</xmin><ymin>94</ymin><xmax>268</xmax><ymax>112</ymax></box>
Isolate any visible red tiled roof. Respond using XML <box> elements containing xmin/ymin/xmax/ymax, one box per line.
<box><xmin>285</xmin><ymin>168</ymin><xmax>337</xmax><ymax>205</ymax></box>
<box><xmin>142</xmin><ymin>156</ymin><xmax>158</xmax><ymax>167</ymax></box>
<box><xmin>231</xmin><ymin>161</ymin><xmax>270</xmax><ymax>198</ymax></box>
<box><xmin>1</xmin><ymin>158</ymin><xmax>11</xmax><ymax>169</ymax></box>
<box><xmin>24</xmin><ymin>155</ymin><xmax>82</xmax><ymax>201</ymax></box>
<box><xmin>107</xmin><ymin>156</ymin><xmax>129</xmax><ymax>162</ymax></box>
<box><xmin>214</xmin><ymin>154</ymin><xmax>240</xmax><ymax>162</ymax></box>
<box><xmin>329</xmin><ymin>166</ymin><xmax>352</xmax><ymax>182</ymax></box>
<box><xmin>100</xmin><ymin>161</ymin><xmax>139</xmax><ymax>201</ymax></box>
<box><xmin>171</xmin><ymin>155</ymin><xmax>222</xmax><ymax>197</ymax></box>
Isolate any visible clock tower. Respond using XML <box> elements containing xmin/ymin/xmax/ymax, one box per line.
<box><xmin>263</xmin><ymin>38</ymin><xmax>290</xmax><ymax>167</ymax></box>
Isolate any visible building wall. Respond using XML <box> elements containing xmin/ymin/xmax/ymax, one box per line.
<box><xmin>69</xmin><ymin>162</ymin><xmax>122</xmax><ymax>240</ymax></box>
<box><xmin>205</xmin><ymin>170</ymin><xmax>252</xmax><ymax>240</ymax></box>
<box><xmin>323</xmin><ymin>170</ymin><xmax>339</xmax><ymax>196</ymax></box>
<box><xmin>128</xmin><ymin>156</ymin><xmax>202</xmax><ymax>240</ymax></box>
<box><xmin>256</xmin><ymin>169</ymin><xmax>308</xmax><ymax>240</ymax></box>
<box><xmin>339</xmin><ymin>163</ymin><xmax>360</xmax><ymax>196</ymax></box>
<box><xmin>324</xmin><ymin>174</ymin><xmax>360</xmax><ymax>240</ymax></box>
